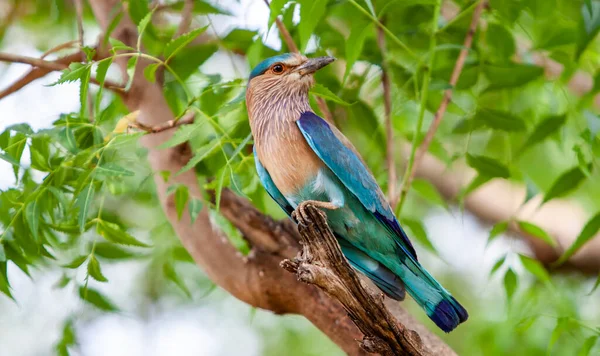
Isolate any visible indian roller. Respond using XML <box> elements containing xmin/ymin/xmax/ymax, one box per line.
<box><xmin>246</xmin><ymin>53</ymin><xmax>468</xmax><ymax>332</ymax></box>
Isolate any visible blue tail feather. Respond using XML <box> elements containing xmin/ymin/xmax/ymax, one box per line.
<box><xmin>338</xmin><ymin>238</ymin><xmax>406</xmax><ymax>301</ymax></box>
<box><xmin>393</xmin><ymin>254</ymin><xmax>468</xmax><ymax>332</ymax></box>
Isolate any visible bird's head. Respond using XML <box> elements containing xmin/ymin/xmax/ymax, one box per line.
<box><xmin>247</xmin><ymin>53</ymin><xmax>335</xmax><ymax>95</ymax></box>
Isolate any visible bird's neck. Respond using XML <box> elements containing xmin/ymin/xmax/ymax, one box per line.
<box><xmin>247</xmin><ymin>86</ymin><xmax>312</xmax><ymax>144</ymax></box>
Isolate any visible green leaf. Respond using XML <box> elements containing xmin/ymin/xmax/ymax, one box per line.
<box><xmin>590</xmin><ymin>274</ymin><xmax>600</xmax><ymax>294</ymax></box>
<box><xmin>143</xmin><ymin>63</ymin><xmax>161</xmax><ymax>83</ymax></box>
<box><xmin>136</xmin><ymin>9</ymin><xmax>153</xmax><ymax>44</ymax></box>
<box><xmin>0</xmin><ymin>243</ymin><xmax>5</xmax><ymax>263</ymax></box>
<box><xmin>488</xmin><ymin>221</ymin><xmax>509</xmax><ymax>244</ymax></box>
<box><xmin>401</xmin><ymin>218</ymin><xmax>436</xmax><ymax>254</ymax></box>
<box><xmin>177</xmin><ymin>138</ymin><xmax>222</xmax><ymax>174</ymax></box>
<box><xmin>76</xmin><ymin>183</ymin><xmax>95</xmax><ymax>232</ymax></box>
<box><xmin>95</xmin><ymin>163</ymin><xmax>135</xmax><ymax>177</ymax></box>
<box><xmin>87</xmin><ymin>255</ymin><xmax>108</xmax><ymax>282</ymax></box>
<box><xmin>298</xmin><ymin>0</ymin><xmax>328</xmax><ymax>52</ymax></box>
<box><xmin>269</xmin><ymin>0</ymin><xmax>289</xmax><ymax>28</ymax></box>
<box><xmin>163</xmin><ymin>262</ymin><xmax>191</xmax><ymax>298</ymax></box>
<box><xmin>466</xmin><ymin>154</ymin><xmax>510</xmax><ymax>178</ymax></box>
<box><xmin>0</xmin><ymin>152</ymin><xmax>20</xmax><ymax>166</ymax></box>
<box><xmin>172</xmin><ymin>185</ymin><xmax>189</xmax><ymax>220</ymax></box>
<box><xmin>411</xmin><ymin>178</ymin><xmax>447</xmax><ymax>209</ymax></box>
<box><xmin>344</xmin><ymin>20</ymin><xmax>371</xmax><ymax>82</ymax></box>
<box><xmin>158</xmin><ymin>121</ymin><xmax>207</xmax><ymax>149</ymax></box>
<box><xmin>574</xmin><ymin>144</ymin><xmax>592</xmax><ymax>178</ymax></box>
<box><xmin>0</xmin><ymin>262</ymin><xmax>14</xmax><ymax>300</ymax></box>
<box><xmin>486</xmin><ymin>23</ymin><xmax>516</xmax><ymax>61</ymax></box>
<box><xmin>24</xmin><ymin>198</ymin><xmax>41</xmax><ymax>241</ymax></box>
<box><xmin>518</xmin><ymin>115</ymin><xmax>566</xmax><ymax>155</ymax></box>
<box><xmin>503</xmin><ymin>268</ymin><xmax>518</xmax><ymax>303</ymax></box>
<box><xmin>94</xmin><ymin>243</ymin><xmax>139</xmax><ymax>260</ymax></box>
<box><xmin>164</xmin><ymin>26</ymin><xmax>208</xmax><ymax>60</ymax></box>
<box><xmin>62</xmin><ymin>255</ymin><xmax>88</xmax><ymax>269</ymax></box>
<box><xmin>578</xmin><ymin>336</ymin><xmax>599</xmax><ymax>356</ymax></box>
<box><xmin>484</xmin><ymin>63</ymin><xmax>544</xmax><ymax>91</ymax></box>
<box><xmin>555</xmin><ymin>212</ymin><xmax>600</xmax><ymax>265</ymax></box>
<box><xmin>108</xmin><ymin>38</ymin><xmax>134</xmax><ymax>52</ymax></box>
<box><xmin>78</xmin><ymin>286</ymin><xmax>118</xmax><ymax>311</ymax></box>
<box><xmin>310</xmin><ymin>84</ymin><xmax>351</xmax><ymax>106</ymax></box>
<box><xmin>577</xmin><ymin>1</ymin><xmax>600</xmax><ymax>58</ymax></box>
<box><xmin>50</xmin><ymin>63</ymin><xmax>92</xmax><ymax>86</ymax></box>
<box><xmin>189</xmin><ymin>198</ymin><xmax>203</xmax><ymax>224</ymax></box>
<box><xmin>517</xmin><ymin>221</ymin><xmax>556</xmax><ymax>247</ymax></box>
<box><xmin>490</xmin><ymin>255</ymin><xmax>506</xmax><ymax>276</ymax></box>
<box><xmin>548</xmin><ymin>317</ymin><xmax>567</xmax><ymax>354</ymax></box>
<box><xmin>543</xmin><ymin>165</ymin><xmax>592</xmax><ymax>203</ymax></box>
<box><xmin>473</xmin><ymin>109</ymin><xmax>527</xmax><ymax>132</ymax></box>
<box><xmin>97</xmin><ymin>221</ymin><xmax>149</xmax><ymax>247</ymax></box>
<box><xmin>519</xmin><ymin>254</ymin><xmax>551</xmax><ymax>284</ymax></box>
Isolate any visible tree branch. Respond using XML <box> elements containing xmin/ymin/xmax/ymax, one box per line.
<box><xmin>87</xmin><ymin>1</ymin><xmax>455</xmax><ymax>354</ymax></box>
<box><xmin>175</xmin><ymin>0</ymin><xmax>194</xmax><ymax>37</ymax></box>
<box><xmin>394</xmin><ymin>0</ymin><xmax>486</xmax><ymax>209</ymax></box>
<box><xmin>130</xmin><ymin>112</ymin><xmax>196</xmax><ymax>133</ymax></box>
<box><xmin>0</xmin><ymin>50</ymin><xmax>126</xmax><ymax>100</ymax></box>
<box><xmin>375</xmin><ymin>17</ymin><xmax>397</xmax><ymax>204</ymax></box>
<box><xmin>282</xmin><ymin>204</ymin><xmax>445</xmax><ymax>356</ymax></box>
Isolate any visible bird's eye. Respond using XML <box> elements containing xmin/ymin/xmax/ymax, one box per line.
<box><xmin>272</xmin><ymin>63</ymin><xmax>285</xmax><ymax>74</ymax></box>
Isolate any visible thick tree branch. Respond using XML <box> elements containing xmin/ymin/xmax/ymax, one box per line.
<box><xmin>282</xmin><ymin>204</ymin><xmax>445</xmax><ymax>356</ymax></box>
<box><xmin>395</xmin><ymin>0</ymin><xmax>486</xmax><ymax>208</ymax></box>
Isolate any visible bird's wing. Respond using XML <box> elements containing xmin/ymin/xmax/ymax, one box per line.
<box><xmin>253</xmin><ymin>145</ymin><xmax>294</xmax><ymax>215</ymax></box>
<box><xmin>296</xmin><ymin>111</ymin><xmax>417</xmax><ymax>260</ymax></box>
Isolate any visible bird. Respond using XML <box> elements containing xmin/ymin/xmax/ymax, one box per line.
<box><xmin>245</xmin><ymin>53</ymin><xmax>468</xmax><ymax>333</ymax></box>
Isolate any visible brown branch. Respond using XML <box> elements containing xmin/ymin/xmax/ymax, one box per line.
<box><xmin>394</xmin><ymin>0</ymin><xmax>487</xmax><ymax>207</ymax></box>
<box><xmin>41</xmin><ymin>40</ymin><xmax>79</xmax><ymax>59</ymax></box>
<box><xmin>130</xmin><ymin>112</ymin><xmax>196</xmax><ymax>133</ymax></box>
<box><xmin>0</xmin><ymin>50</ymin><xmax>126</xmax><ymax>100</ymax></box>
<box><xmin>376</xmin><ymin>17</ymin><xmax>396</xmax><ymax>204</ymax></box>
<box><xmin>175</xmin><ymin>0</ymin><xmax>194</xmax><ymax>37</ymax></box>
<box><xmin>282</xmin><ymin>204</ymin><xmax>441</xmax><ymax>356</ymax></box>
<box><xmin>0</xmin><ymin>52</ymin><xmax>67</xmax><ymax>71</ymax></box>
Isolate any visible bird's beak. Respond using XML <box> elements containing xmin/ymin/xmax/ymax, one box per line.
<box><xmin>295</xmin><ymin>56</ymin><xmax>336</xmax><ymax>76</ymax></box>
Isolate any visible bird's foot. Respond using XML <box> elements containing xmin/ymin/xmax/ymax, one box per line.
<box><xmin>292</xmin><ymin>200</ymin><xmax>338</xmax><ymax>225</ymax></box>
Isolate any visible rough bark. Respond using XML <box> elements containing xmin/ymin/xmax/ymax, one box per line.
<box><xmin>88</xmin><ymin>1</ymin><xmax>455</xmax><ymax>355</ymax></box>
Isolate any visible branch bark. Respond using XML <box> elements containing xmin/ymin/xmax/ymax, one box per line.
<box><xmin>282</xmin><ymin>204</ymin><xmax>446</xmax><ymax>356</ymax></box>
<box><xmin>88</xmin><ymin>1</ymin><xmax>455</xmax><ymax>354</ymax></box>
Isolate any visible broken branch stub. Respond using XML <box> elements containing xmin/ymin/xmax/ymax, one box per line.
<box><xmin>281</xmin><ymin>203</ymin><xmax>432</xmax><ymax>356</ymax></box>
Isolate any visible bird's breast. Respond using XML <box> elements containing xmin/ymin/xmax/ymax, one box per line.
<box><xmin>255</xmin><ymin>124</ymin><xmax>323</xmax><ymax>196</ymax></box>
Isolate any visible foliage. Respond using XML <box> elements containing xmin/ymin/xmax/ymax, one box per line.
<box><xmin>1</xmin><ymin>0</ymin><xmax>600</xmax><ymax>355</ymax></box>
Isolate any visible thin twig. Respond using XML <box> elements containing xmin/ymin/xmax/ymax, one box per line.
<box><xmin>394</xmin><ymin>0</ymin><xmax>442</xmax><ymax>212</ymax></box>
<box><xmin>394</xmin><ymin>0</ymin><xmax>487</xmax><ymax>210</ymax></box>
<box><xmin>0</xmin><ymin>51</ymin><xmax>126</xmax><ymax>100</ymax></box>
<box><xmin>376</xmin><ymin>18</ymin><xmax>396</xmax><ymax>203</ymax></box>
<box><xmin>130</xmin><ymin>112</ymin><xmax>195</xmax><ymax>133</ymax></box>
<box><xmin>262</xmin><ymin>0</ymin><xmax>333</xmax><ymax>123</ymax></box>
<box><xmin>176</xmin><ymin>0</ymin><xmax>194</xmax><ymax>37</ymax></box>
<box><xmin>41</xmin><ymin>40</ymin><xmax>79</xmax><ymax>59</ymax></box>
<box><xmin>0</xmin><ymin>52</ymin><xmax>67</xmax><ymax>70</ymax></box>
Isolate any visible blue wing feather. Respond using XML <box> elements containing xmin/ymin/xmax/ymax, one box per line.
<box><xmin>253</xmin><ymin>146</ymin><xmax>294</xmax><ymax>215</ymax></box>
<box><xmin>253</xmin><ymin>145</ymin><xmax>405</xmax><ymax>300</ymax></box>
<box><xmin>296</xmin><ymin>112</ymin><xmax>417</xmax><ymax>260</ymax></box>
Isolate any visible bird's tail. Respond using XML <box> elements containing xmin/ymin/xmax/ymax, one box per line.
<box><xmin>393</xmin><ymin>255</ymin><xmax>468</xmax><ymax>332</ymax></box>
